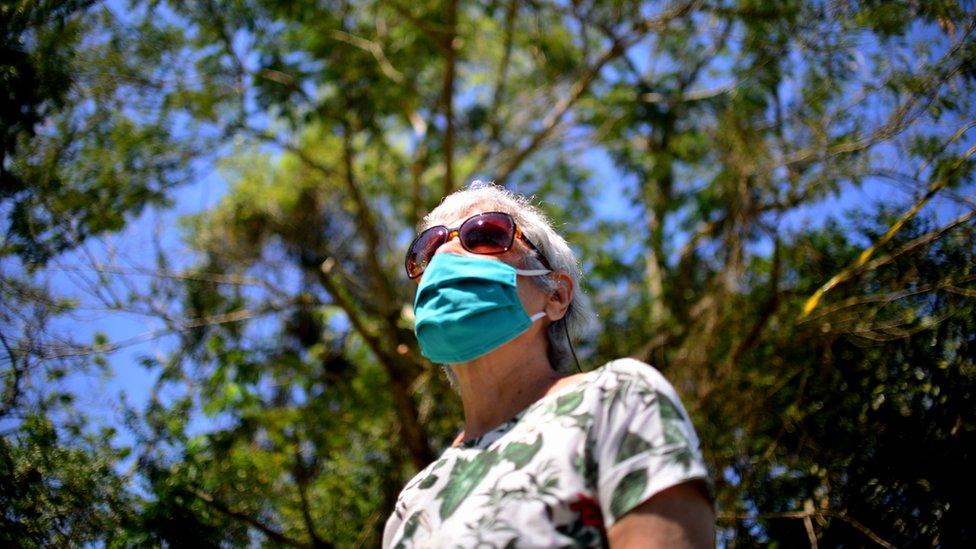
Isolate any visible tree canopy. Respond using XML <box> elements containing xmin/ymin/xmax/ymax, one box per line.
<box><xmin>2</xmin><ymin>0</ymin><xmax>974</xmax><ymax>546</ymax></box>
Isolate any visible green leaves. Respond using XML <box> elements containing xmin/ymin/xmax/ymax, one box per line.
<box><xmin>0</xmin><ymin>413</ymin><xmax>134</xmax><ymax>547</ymax></box>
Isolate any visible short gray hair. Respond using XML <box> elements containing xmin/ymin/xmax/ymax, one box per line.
<box><xmin>419</xmin><ymin>181</ymin><xmax>594</xmax><ymax>374</ymax></box>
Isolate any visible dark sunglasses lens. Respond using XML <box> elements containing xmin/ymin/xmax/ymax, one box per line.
<box><xmin>460</xmin><ymin>213</ymin><xmax>515</xmax><ymax>254</ymax></box>
<box><xmin>406</xmin><ymin>227</ymin><xmax>448</xmax><ymax>278</ymax></box>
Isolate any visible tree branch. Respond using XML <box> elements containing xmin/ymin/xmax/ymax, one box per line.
<box><xmin>191</xmin><ymin>489</ymin><xmax>309</xmax><ymax>548</ymax></box>
<box><xmin>801</xmin><ymin>142</ymin><xmax>976</xmax><ymax>316</ymax></box>
<box><xmin>383</xmin><ymin>0</ymin><xmax>452</xmax><ymax>52</ymax></box>
<box><xmin>329</xmin><ymin>29</ymin><xmax>404</xmax><ymax>84</ymax></box>
<box><xmin>0</xmin><ymin>332</ymin><xmax>24</xmax><ymax>417</ymax></box>
<box><xmin>859</xmin><ymin>207</ymin><xmax>976</xmax><ymax>276</ymax></box>
<box><xmin>291</xmin><ymin>448</ymin><xmax>333</xmax><ymax>549</ymax></box>
<box><xmin>727</xmin><ymin>238</ymin><xmax>780</xmax><ymax>371</ymax></box>
<box><xmin>339</xmin><ymin>126</ymin><xmax>397</xmax><ymax>309</ymax></box>
<box><xmin>316</xmin><ymin>259</ymin><xmax>433</xmax><ymax>468</ymax></box>
<box><xmin>801</xmin><ymin>274</ymin><xmax>976</xmax><ymax>329</ymax></box>
<box><xmin>487</xmin><ymin>0</ymin><xmax>518</xmax><ymax>145</ymax></box>
<box><xmin>779</xmin><ymin>16</ymin><xmax>976</xmax><ymax>171</ymax></box>
<box><xmin>23</xmin><ymin>305</ymin><xmax>283</xmax><ymax>363</ymax></box>
<box><xmin>247</xmin><ymin>126</ymin><xmax>434</xmax><ymax>468</ymax></box>
<box><xmin>717</xmin><ymin>510</ymin><xmax>895</xmax><ymax>549</ymax></box>
<box><xmin>494</xmin><ymin>1</ymin><xmax>698</xmax><ymax>186</ymax></box>
<box><xmin>248</xmin><ymin>126</ymin><xmax>397</xmax><ymax>311</ymax></box>
<box><xmin>441</xmin><ymin>0</ymin><xmax>458</xmax><ymax>196</ymax></box>
<box><xmin>47</xmin><ymin>264</ymin><xmax>275</xmax><ymax>289</ymax></box>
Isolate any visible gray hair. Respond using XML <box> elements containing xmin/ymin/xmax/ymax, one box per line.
<box><xmin>419</xmin><ymin>181</ymin><xmax>594</xmax><ymax>376</ymax></box>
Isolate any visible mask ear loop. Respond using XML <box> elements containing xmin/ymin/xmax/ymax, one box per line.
<box><xmin>563</xmin><ymin>317</ymin><xmax>582</xmax><ymax>373</ymax></box>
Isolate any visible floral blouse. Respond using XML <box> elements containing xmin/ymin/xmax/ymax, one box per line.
<box><xmin>382</xmin><ymin>358</ymin><xmax>710</xmax><ymax>548</ymax></box>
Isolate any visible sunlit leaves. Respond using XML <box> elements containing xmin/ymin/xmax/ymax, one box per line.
<box><xmin>3</xmin><ymin>0</ymin><xmax>975</xmax><ymax>546</ymax></box>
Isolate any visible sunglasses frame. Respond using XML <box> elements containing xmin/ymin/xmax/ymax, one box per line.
<box><xmin>405</xmin><ymin>211</ymin><xmax>552</xmax><ymax>279</ymax></box>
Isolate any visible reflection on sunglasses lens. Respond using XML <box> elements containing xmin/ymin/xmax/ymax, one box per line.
<box><xmin>408</xmin><ymin>227</ymin><xmax>447</xmax><ymax>277</ymax></box>
<box><xmin>461</xmin><ymin>215</ymin><xmax>513</xmax><ymax>253</ymax></box>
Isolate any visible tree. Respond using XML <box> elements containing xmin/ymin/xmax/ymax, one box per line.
<box><xmin>1</xmin><ymin>1</ymin><xmax>212</xmax><ymax>544</ymax></box>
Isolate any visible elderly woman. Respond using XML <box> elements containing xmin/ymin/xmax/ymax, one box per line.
<box><xmin>383</xmin><ymin>184</ymin><xmax>713</xmax><ymax>548</ymax></box>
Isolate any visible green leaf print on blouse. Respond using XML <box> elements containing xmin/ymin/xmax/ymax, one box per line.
<box><xmin>436</xmin><ymin>434</ymin><xmax>545</xmax><ymax>520</ymax></box>
<box><xmin>655</xmin><ymin>390</ymin><xmax>698</xmax><ymax>471</ymax></box>
<box><xmin>656</xmin><ymin>391</ymin><xmax>689</xmax><ymax>446</ymax></box>
<box><xmin>609</xmin><ymin>469</ymin><xmax>648</xmax><ymax>520</ymax></box>
<box><xmin>418</xmin><ymin>474</ymin><xmax>439</xmax><ymax>489</ymax></box>
<box><xmin>500</xmin><ymin>435</ymin><xmax>543</xmax><ymax>469</ymax></box>
<box><xmin>656</xmin><ymin>391</ymin><xmax>683</xmax><ymax>420</ymax></box>
<box><xmin>554</xmin><ymin>390</ymin><xmax>584</xmax><ymax>415</ymax></box>
<box><xmin>575</xmin><ymin>435</ymin><xmax>599</xmax><ymax>489</ymax></box>
<box><xmin>615</xmin><ymin>431</ymin><xmax>652</xmax><ymax>464</ymax></box>
<box><xmin>397</xmin><ymin>511</ymin><xmax>423</xmax><ymax>547</ymax></box>
<box><xmin>437</xmin><ymin>451</ymin><xmax>501</xmax><ymax>519</ymax></box>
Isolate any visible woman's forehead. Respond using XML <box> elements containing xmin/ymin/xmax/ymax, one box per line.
<box><xmin>441</xmin><ymin>205</ymin><xmax>509</xmax><ymax>227</ymax></box>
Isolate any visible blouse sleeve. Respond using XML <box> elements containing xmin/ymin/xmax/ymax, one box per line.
<box><xmin>592</xmin><ymin>358</ymin><xmax>711</xmax><ymax>527</ymax></box>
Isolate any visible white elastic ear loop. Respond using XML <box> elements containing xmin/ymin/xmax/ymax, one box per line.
<box><xmin>519</xmin><ymin>268</ymin><xmax>551</xmax><ymax>323</ymax></box>
<box><xmin>515</xmin><ymin>268</ymin><xmax>551</xmax><ymax>276</ymax></box>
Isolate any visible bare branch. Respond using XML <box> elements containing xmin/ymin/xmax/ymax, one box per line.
<box><xmin>191</xmin><ymin>489</ymin><xmax>310</xmax><ymax>548</ymax></box>
<box><xmin>803</xmin><ymin>503</ymin><xmax>819</xmax><ymax>549</ymax></box>
<box><xmin>718</xmin><ymin>510</ymin><xmax>895</xmax><ymax>549</ymax></box>
<box><xmin>825</xmin><ymin>512</ymin><xmax>897</xmax><ymax>549</ymax></box>
<box><xmin>441</xmin><ymin>0</ymin><xmax>458</xmax><ymax>196</ymax></box>
<box><xmin>779</xmin><ymin>16</ymin><xmax>976</xmax><ymax>171</ymax></box>
<box><xmin>494</xmin><ymin>1</ymin><xmax>698</xmax><ymax>186</ymax></box>
<box><xmin>316</xmin><ymin>259</ymin><xmax>433</xmax><ymax>468</ymax></box>
<box><xmin>726</xmin><ymin>238</ymin><xmax>781</xmax><ymax>371</ymax></box>
<box><xmin>801</xmin><ymin>274</ymin><xmax>976</xmax><ymax>327</ymax></box>
<box><xmin>24</xmin><ymin>306</ymin><xmax>282</xmax><ymax>363</ymax></box>
<box><xmin>801</xmin><ymin>143</ymin><xmax>976</xmax><ymax>316</ymax></box>
<box><xmin>329</xmin><ymin>30</ymin><xmax>404</xmax><ymax>84</ymax></box>
<box><xmin>382</xmin><ymin>0</ymin><xmax>452</xmax><ymax>52</ymax></box>
<box><xmin>47</xmin><ymin>264</ymin><xmax>274</xmax><ymax>289</ymax></box>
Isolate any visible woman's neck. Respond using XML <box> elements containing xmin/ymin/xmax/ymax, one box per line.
<box><xmin>452</xmin><ymin>346</ymin><xmax>562</xmax><ymax>443</ymax></box>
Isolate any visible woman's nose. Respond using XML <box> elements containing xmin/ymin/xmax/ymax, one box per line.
<box><xmin>432</xmin><ymin>230</ymin><xmax>468</xmax><ymax>256</ymax></box>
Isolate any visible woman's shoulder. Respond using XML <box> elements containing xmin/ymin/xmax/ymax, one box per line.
<box><xmin>592</xmin><ymin>357</ymin><xmax>670</xmax><ymax>387</ymax></box>
<box><xmin>541</xmin><ymin>358</ymin><xmax>681</xmax><ymax>409</ymax></box>
<box><xmin>588</xmin><ymin>358</ymin><xmax>689</xmax><ymax>408</ymax></box>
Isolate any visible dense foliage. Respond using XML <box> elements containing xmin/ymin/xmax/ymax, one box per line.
<box><xmin>2</xmin><ymin>0</ymin><xmax>974</xmax><ymax>546</ymax></box>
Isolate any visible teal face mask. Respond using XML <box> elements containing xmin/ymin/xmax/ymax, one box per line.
<box><xmin>413</xmin><ymin>253</ymin><xmax>550</xmax><ymax>364</ymax></box>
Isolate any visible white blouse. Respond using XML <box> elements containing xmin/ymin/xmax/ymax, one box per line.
<box><xmin>383</xmin><ymin>358</ymin><xmax>710</xmax><ymax>548</ymax></box>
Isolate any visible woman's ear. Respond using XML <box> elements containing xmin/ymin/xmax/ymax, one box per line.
<box><xmin>546</xmin><ymin>271</ymin><xmax>574</xmax><ymax>321</ymax></box>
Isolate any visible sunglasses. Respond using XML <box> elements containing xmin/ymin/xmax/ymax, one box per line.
<box><xmin>405</xmin><ymin>211</ymin><xmax>552</xmax><ymax>279</ymax></box>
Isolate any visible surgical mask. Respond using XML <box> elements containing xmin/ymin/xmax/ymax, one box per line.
<box><xmin>413</xmin><ymin>253</ymin><xmax>549</xmax><ymax>364</ymax></box>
